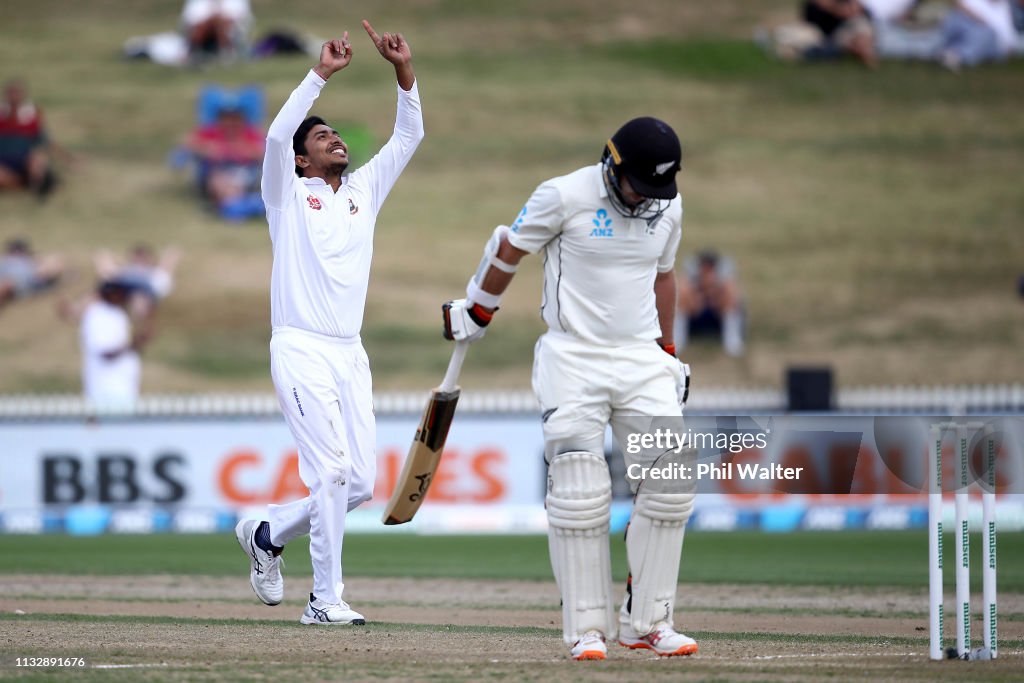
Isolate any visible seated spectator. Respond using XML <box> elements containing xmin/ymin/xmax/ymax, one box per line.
<box><xmin>676</xmin><ymin>250</ymin><xmax>746</xmax><ymax>357</ymax></box>
<box><xmin>79</xmin><ymin>280</ymin><xmax>154</xmax><ymax>411</ymax></box>
<box><xmin>937</xmin><ymin>0</ymin><xmax>1018</xmax><ymax>70</ymax></box>
<box><xmin>0</xmin><ymin>78</ymin><xmax>58</xmax><ymax>198</ymax></box>
<box><xmin>184</xmin><ymin>98</ymin><xmax>264</xmax><ymax>220</ymax></box>
<box><xmin>181</xmin><ymin>0</ymin><xmax>253</xmax><ymax>63</ymax></box>
<box><xmin>95</xmin><ymin>244</ymin><xmax>182</xmax><ymax>318</ymax></box>
<box><xmin>861</xmin><ymin>0</ymin><xmax>947</xmax><ymax>60</ymax></box>
<box><xmin>0</xmin><ymin>238</ymin><xmax>65</xmax><ymax>313</ymax></box>
<box><xmin>59</xmin><ymin>244</ymin><xmax>182</xmax><ymax>324</ymax></box>
<box><xmin>802</xmin><ymin>0</ymin><xmax>880</xmax><ymax>67</ymax></box>
<box><xmin>251</xmin><ymin>29</ymin><xmax>322</xmax><ymax>59</ymax></box>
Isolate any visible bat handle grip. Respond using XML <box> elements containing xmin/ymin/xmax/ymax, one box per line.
<box><xmin>440</xmin><ymin>341</ymin><xmax>469</xmax><ymax>392</ymax></box>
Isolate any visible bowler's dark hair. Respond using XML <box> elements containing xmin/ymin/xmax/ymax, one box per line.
<box><xmin>293</xmin><ymin>116</ymin><xmax>327</xmax><ymax>177</ymax></box>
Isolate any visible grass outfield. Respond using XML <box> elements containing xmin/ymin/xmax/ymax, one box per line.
<box><xmin>1</xmin><ymin>0</ymin><xmax>1023</xmax><ymax>395</ymax></box>
<box><xmin>3</xmin><ymin>531</ymin><xmax>1022</xmax><ymax>590</ymax></box>
<box><xmin>3</xmin><ymin>531</ymin><xmax>1023</xmax><ymax>681</ymax></box>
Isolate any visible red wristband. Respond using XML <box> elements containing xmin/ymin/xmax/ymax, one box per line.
<box><xmin>659</xmin><ymin>342</ymin><xmax>676</xmax><ymax>357</ymax></box>
<box><xmin>469</xmin><ymin>303</ymin><xmax>494</xmax><ymax>324</ymax></box>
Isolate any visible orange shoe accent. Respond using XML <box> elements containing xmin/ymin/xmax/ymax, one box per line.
<box><xmin>664</xmin><ymin>642</ymin><xmax>698</xmax><ymax>657</ymax></box>
<box><xmin>574</xmin><ymin>650</ymin><xmax>607</xmax><ymax>661</ymax></box>
<box><xmin>619</xmin><ymin>640</ymin><xmax>698</xmax><ymax>657</ymax></box>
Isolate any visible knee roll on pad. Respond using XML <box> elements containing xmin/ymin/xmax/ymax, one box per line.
<box><xmin>544</xmin><ymin>435</ymin><xmax>605</xmax><ymax>465</ymax></box>
<box><xmin>633</xmin><ymin>491</ymin><xmax>694</xmax><ymax>523</ymax></box>
<box><xmin>546</xmin><ymin>451</ymin><xmax>612</xmax><ymax>529</ymax></box>
<box><xmin>546</xmin><ymin>451</ymin><xmax>616</xmax><ymax>644</ymax></box>
<box><xmin>624</xmin><ymin>492</ymin><xmax>694</xmax><ymax>636</ymax></box>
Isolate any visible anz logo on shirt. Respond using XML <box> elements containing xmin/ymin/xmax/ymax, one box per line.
<box><xmin>511</xmin><ymin>205</ymin><xmax>527</xmax><ymax>233</ymax></box>
<box><xmin>589</xmin><ymin>209</ymin><xmax>613</xmax><ymax>238</ymax></box>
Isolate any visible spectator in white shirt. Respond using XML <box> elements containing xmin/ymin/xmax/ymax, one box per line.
<box><xmin>80</xmin><ymin>280</ymin><xmax>153</xmax><ymax>411</ymax></box>
<box><xmin>180</xmin><ymin>0</ymin><xmax>252</xmax><ymax>62</ymax></box>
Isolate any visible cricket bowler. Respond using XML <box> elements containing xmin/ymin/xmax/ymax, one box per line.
<box><xmin>443</xmin><ymin>117</ymin><xmax>696</xmax><ymax>659</ymax></box>
<box><xmin>234</xmin><ymin>20</ymin><xmax>423</xmax><ymax>625</ymax></box>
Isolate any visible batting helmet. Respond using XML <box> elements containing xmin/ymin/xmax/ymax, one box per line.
<box><xmin>601</xmin><ymin>117</ymin><xmax>681</xmax><ymax>219</ymax></box>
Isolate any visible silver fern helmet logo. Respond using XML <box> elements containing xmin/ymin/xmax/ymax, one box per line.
<box><xmin>655</xmin><ymin>161</ymin><xmax>674</xmax><ymax>175</ymax></box>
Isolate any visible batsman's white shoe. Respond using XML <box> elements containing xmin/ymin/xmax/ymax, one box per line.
<box><xmin>234</xmin><ymin>519</ymin><xmax>283</xmax><ymax>606</ymax></box>
<box><xmin>300</xmin><ymin>593</ymin><xmax>366</xmax><ymax>625</ymax></box>
<box><xmin>570</xmin><ymin>630</ymin><xmax>607</xmax><ymax>661</ymax></box>
<box><xmin>619</xmin><ymin>621</ymin><xmax>698</xmax><ymax>657</ymax></box>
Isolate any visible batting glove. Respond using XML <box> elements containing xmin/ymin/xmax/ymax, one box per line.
<box><xmin>443</xmin><ymin>298</ymin><xmax>495</xmax><ymax>342</ymax></box>
<box><xmin>677</xmin><ymin>360</ymin><xmax>691</xmax><ymax>407</ymax></box>
<box><xmin>659</xmin><ymin>342</ymin><xmax>691</xmax><ymax>408</ymax></box>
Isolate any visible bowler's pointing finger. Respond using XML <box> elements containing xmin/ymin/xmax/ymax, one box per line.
<box><xmin>362</xmin><ymin>20</ymin><xmax>381</xmax><ymax>44</ymax></box>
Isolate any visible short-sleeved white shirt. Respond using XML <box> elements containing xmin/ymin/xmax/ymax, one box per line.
<box><xmin>507</xmin><ymin>163</ymin><xmax>682</xmax><ymax>346</ymax></box>
<box><xmin>80</xmin><ymin>300</ymin><xmax>140</xmax><ymax>405</ymax></box>
<box><xmin>262</xmin><ymin>71</ymin><xmax>424</xmax><ymax>339</ymax></box>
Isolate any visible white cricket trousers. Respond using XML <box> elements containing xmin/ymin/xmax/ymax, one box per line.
<box><xmin>265</xmin><ymin>326</ymin><xmax>377</xmax><ymax>605</ymax></box>
<box><xmin>532</xmin><ymin>330</ymin><xmax>682</xmax><ymax>462</ymax></box>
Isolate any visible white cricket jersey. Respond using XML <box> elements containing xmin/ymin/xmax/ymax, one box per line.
<box><xmin>507</xmin><ymin>164</ymin><xmax>682</xmax><ymax>346</ymax></box>
<box><xmin>80</xmin><ymin>300</ymin><xmax>140</xmax><ymax>404</ymax></box>
<box><xmin>262</xmin><ymin>70</ymin><xmax>424</xmax><ymax>339</ymax></box>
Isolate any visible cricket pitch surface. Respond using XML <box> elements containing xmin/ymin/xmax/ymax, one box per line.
<box><xmin>2</xmin><ymin>575</ymin><xmax>1021</xmax><ymax>681</ymax></box>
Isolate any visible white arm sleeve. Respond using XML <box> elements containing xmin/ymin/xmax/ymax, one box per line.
<box><xmin>351</xmin><ymin>82</ymin><xmax>425</xmax><ymax>216</ymax></box>
<box><xmin>506</xmin><ymin>181</ymin><xmax>565</xmax><ymax>254</ymax></box>
<box><xmin>261</xmin><ymin>70</ymin><xmax>326</xmax><ymax>211</ymax></box>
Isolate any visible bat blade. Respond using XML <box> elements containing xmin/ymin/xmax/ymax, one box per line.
<box><xmin>381</xmin><ymin>386</ymin><xmax>461</xmax><ymax>525</ymax></box>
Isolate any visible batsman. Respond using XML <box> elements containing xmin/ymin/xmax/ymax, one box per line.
<box><xmin>443</xmin><ymin>117</ymin><xmax>696</xmax><ymax>660</ymax></box>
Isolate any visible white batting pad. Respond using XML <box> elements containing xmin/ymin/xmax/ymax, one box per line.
<box><xmin>546</xmin><ymin>450</ymin><xmax>615</xmax><ymax>644</ymax></box>
<box><xmin>623</xmin><ymin>490</ymin><xmax>694</xmax><ymax>635</ymax></box>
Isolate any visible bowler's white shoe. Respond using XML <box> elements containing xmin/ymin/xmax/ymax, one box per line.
<box><xmin>570</xmin><ymin>630</ymin><xmax>607</xmax><ymax>661</ymax></box>
<box><xmin>234</xmin><ymin>519</ymin><xmax>283</xmax><ymax>606</ymax></box>
<box><xmin>619</xmin><ymin>621</ymin><xmax>698</xmax><ymax>657</ymax></box>
<box><xmin>300</xmin><ymin>593</ymin><xmax>366</xmax><ymax>625</ymax></box>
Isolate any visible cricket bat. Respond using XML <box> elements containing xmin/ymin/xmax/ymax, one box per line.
<box><xmin>382</xmin><ymin>341</ymin><xmax>469</xmax><ymax>525</ymax></box>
